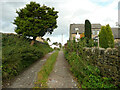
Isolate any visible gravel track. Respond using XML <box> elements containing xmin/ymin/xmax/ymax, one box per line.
<box><xmin>47</xmin><ymin>50</ymin><xmax>78</xmax><ymax>88</ymax></box>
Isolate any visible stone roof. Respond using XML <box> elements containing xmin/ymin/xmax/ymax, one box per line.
<box><xmin>91</xmin><ymin>24</ymin><xmax>101</xmax><ymax>29</ymax></box>
<box><xmin>70</xmin><ymin>24</ymin><xmax>101</xmax><ymax>34</ymax></box>
<box><xmin>70</xmin><ymin>24</ymin><xmax>120</xmax><ymax>39</ymax></box>
<box><xmin>111</xmin><ymin>28</ymin><xmax>120</xmax><ymax>39</ymax></box>
<box><xmin>70</xmin><ymin>24</ymin><xmax>84</xmax><ymax>34</ymax></box>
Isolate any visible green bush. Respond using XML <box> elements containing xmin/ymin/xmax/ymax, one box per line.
<box><xmin>87</xmin><ymin>39</ymin><xmax>94</xmax><ymax>47</ymax></box>
<box><xmin>2</xmin><ymin>33</ymin><xmax>53</xmax><ymax>80</ymax></box>
<box><xmin>99</xmin><ymin>24</ymin><xmax>114</xmax><ymax>48</ymax></box>
<box><xmin>64</xmin><ymin>40</ymin><xmax>115</xmax><ymax>88</ymax></box>
<box><xmin>80</xmin><ymin>38</ymin><xmax>98</xmax><ymax>47</ymax></box>
<box><xmin>85</xmin><ymin>19</ymin><xmax>92</xmax><ymax>40</ymax></box>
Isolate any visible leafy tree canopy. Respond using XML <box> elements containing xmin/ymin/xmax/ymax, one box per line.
<box><xmin>52</xmin><ymin>42</ymin><xmax>58</xmax><ymax>45</ymax></box>
<box><xmin>99</xmin><ymin>24</ymin><xmax>114</xmax><ymax>48</ymax></box>
<box><xmin>46</xmin><ymin>37</ymin><xmax>51</xmax><ymax>42</ymax></box>
<box><xmin>85</xmin><ymin>19</ymin><xmax>92</xmax><ymax>40</ymax></box>
<box><xmin>13</xmin><ymin>1</ymin><xmax>58</xmax><ymax>40</ymax></box>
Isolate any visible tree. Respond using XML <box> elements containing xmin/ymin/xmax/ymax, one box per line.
<box><xmin>99</xmin><ymin>26</ymin><xmax>108</xmax><ymax>48</ymax></box>
<box><xmin>46</xmin><ymin>38</ymin><xmax>51</xmax><ymax>42</ymax></box>
<box><xmin>58</xmin><ymin>42</ymin><xmax>62</xmax><ymax>48</ymax></box>
<box><xmin>52</xmin><ymin>42</ymin><xmax>58</xmax><ymax>46</ymax></box>
<box><xmin>99</xmin><ymin>24</ymin><xmax>114</xmax><ymax>48</ymax></box>
<box><xmin>13</xmin><ymin>1</ymin><xmax>58</xmax><ymax>45</ymax></box>
<box><xmin>106</xmin><ymin>24</ymin><xmax>114</xmax><ymax>48</ymax></box>
<box><xmin>85</xmin><ymin>19</ymin><xmax>92</xmax><ymax>42</ymax></box>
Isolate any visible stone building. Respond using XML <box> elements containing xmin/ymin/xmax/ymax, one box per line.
<box><xmin>36</xmin><ymin>37</ymin><xmax>45</xmax><ymax>42</ymax></box>
<box><xmin>69</xmin><ymin>24</ymin><xmax>120</xmax><ymax>43</ymax></box>
<box><xmin>69</xmin><ymin>23</ymin><xmax>101</xmax><ymax>40</ymax></box>
<box><xmin>111</xmin><ymin>28</ymin><xmax>120</xmax><ymax>44</ymax></box>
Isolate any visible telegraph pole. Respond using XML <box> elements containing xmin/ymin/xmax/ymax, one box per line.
<box><xmin>62</xmin><ymin>33</ymin><xmax>63</xmax><ymax>46</ymax></box>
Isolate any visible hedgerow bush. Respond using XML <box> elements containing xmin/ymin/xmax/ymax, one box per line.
<box><xmin>99</xmin><ymin>25</ymin><xmax>114</xmax><ymax>48</ymax></box>
<box><xmin>80</xmin><ymin>37</ymin><xmax>98</xmax><ymax>47</ymax></box>
<box><xmin>64</xmin><ymin>38</ymin><xmax>116</xmax><ymax>88</ymax></box>
<box><xmin>2</xmin><ymin>33</ymin><xmax>53</xmax><ymax>80</ymax></box>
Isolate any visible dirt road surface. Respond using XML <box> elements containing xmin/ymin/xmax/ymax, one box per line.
<box><xmin>47</xmin><ymin>50</ymin><xmax>78</xmax><ymax>88</ymax></box>
<box><xmin>4</xmin><ymin>52</ymin><xmax>54</xmax><ymax>88</ymax></box>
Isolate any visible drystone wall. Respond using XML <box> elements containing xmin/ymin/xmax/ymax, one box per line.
<box><xmin>83</xmin><ymin>47</ymin><xmax>120</xmax><ymax>86</ymax></box>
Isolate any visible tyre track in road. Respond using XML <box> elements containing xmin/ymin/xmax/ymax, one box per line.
<box><xmin>47</xmin><ymin>50</ymin><xmax>78</xmax><ymax>88</ymax></box>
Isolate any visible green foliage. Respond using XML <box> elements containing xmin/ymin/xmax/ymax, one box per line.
<box><xmin>94</xmin><ymin>42</ymin><xmax>98</xmax><ymax>47</ymax></box>
<box><xmin>43</xmin><ymin>41</ymin><xmax>49</xmax><ymax>46</ymax></box>
<box><xmin>85</xmin><ymin>19</ymin><xmax>92</xmax><ymax>41</ymax></box>
<box><xmin>52</xmin><ymin>42</ymin><xmax>58</xmax><ymax>45</ymax></box>
<box><xmin>58</xmin><ymin>43</ymin><xmax>62</xmax><ymax>48</ymax></box>
<box><xmin>85</xmin><ymin>39</ymin><xmax>95</xmax><ymax>47</ymax></box>
<box><xmin>64</xmin><ymin>40</ymin><xmax>115</xmax><ymax>88</ymax></box>
<box><xmin>82</xmin><ymin>74</ymin><xmax>114</xmax><ymax>88</ymax></box>
<box><xmin>2</xmin><ymin>33</ymin><xmax>53</xmax><ymax>80</ymax></box>
<box><xmin>80</xmin><ymin>38</ymin><xmax>97</xmax><ymax>47</ymax></box>
<box><xmin>13</xmin><ymin>1</ymin><xmax>58</xmax><ymax>40</ymax></box>
<box><xmin>54</xmin><ymin>47</ymin><xmax>60</xmax><ymax>51</ymax></box>
<box><xmin>99</xmin><ymin>24</ymin><xmax>114</xmax><ymax>48</ymax></box>
<box><xmin>46</xmin><ymin>38</ymin><xmax>51</xmax><ymax>42</ymax></box>
<box><xmin>88</xmin><ymin>39</ymin><xmax>94</xmax><ymax>47</ymax></box>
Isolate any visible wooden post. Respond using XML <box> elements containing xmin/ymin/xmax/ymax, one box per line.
<box><xmin>98</xmin><ymin>36</ymin><xmax>99</xmax><ymax>48</ymax></box>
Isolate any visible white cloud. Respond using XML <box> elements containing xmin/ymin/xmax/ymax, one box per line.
<box><xmin>91</xmin><ymin>0</ymin><xmax>113</xmax><ymax>3</ymax></box>
<box><xmin>0</xmin><ymin>0</ymin><xmax>119</xmax><ymax>45</ymax></box>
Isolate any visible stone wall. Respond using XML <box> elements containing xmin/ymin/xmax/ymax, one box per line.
<box><xmin>83</xmin><ymin>47</ymin><xmax>120</xmax><ymax>86</ymax></box>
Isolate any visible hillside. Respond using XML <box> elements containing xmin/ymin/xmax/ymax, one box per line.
<box><xmin>2</xmin><ymin>33</ymin><xmax>53</xmax><ymax>81</ymax></box>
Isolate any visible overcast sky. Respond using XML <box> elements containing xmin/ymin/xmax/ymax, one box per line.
<box><xmin>0</xmin><ymin>0</ymin><xmax>119</xmax><ymax>45</ymax></box>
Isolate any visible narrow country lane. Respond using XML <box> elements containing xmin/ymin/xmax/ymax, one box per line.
<box><xmin>47</xmin><ymin>49</ymin><xmax>78</xmax><ymax>88</ymax></box>
<box><xmin>4</xmin><ymin>51</ymin><xmax>54</xmax><ymax>88</ymax></box>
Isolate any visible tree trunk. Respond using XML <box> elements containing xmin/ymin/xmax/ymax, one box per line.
<box><xmin>30</xmin><ymin>37</ymin><xmax>36</xmax><ymax>46</ymax></box>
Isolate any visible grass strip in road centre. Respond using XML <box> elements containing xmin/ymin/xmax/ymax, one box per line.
<box><xmin>34</xmin><ymin>50</ymin><xmax>59</xmax><ymax>88</ymax></box>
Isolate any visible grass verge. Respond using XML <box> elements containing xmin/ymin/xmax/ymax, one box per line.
<box><xmin>34</xmin><ymin>50</ymin><xmax>59</xmax><ymax>88</ymax></box>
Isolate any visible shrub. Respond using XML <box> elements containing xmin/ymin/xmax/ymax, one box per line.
<box><xmin>99</xmin><ymin>24</ymin><xmax>114</xmax><ymax>48</ymax></box>
<box><xmin>2</xmin><ymin>33</ymin><xmax>53</xmax><ymax>80</ymax></box>
<box><xmin>64</xmin><ymin>40</ymin><xmax>115</xmax><ymax>88</ymax></box>
<box><xmin>85</xmin><ymin>19</ymin><xmax>92</xmax><ymax>41</ymax></box>
<box><xmin>87</xmin><ymin>39</ymin><xmax>94</xmax><ymax>47</ymax></box>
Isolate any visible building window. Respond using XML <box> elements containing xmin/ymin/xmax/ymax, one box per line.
<box><xmin>92</xmin><ymin>30</ymin><xmax>95</xmax><ymax>35</ymax></box>
<box><xmin>97</xmin><ymin>30</ymin><xmax>99</xmax><ymax>35</ymax></box>
<box><xmin>75</xmin><ymin>28</ymin><xmax>79</xmax><ymax>31</ymax></box>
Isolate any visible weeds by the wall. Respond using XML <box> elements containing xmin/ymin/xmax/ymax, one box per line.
<box><xmin>64</xmin><ymin>39</ymin><xmax>117</xmax><ymax>88</ymax></box>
